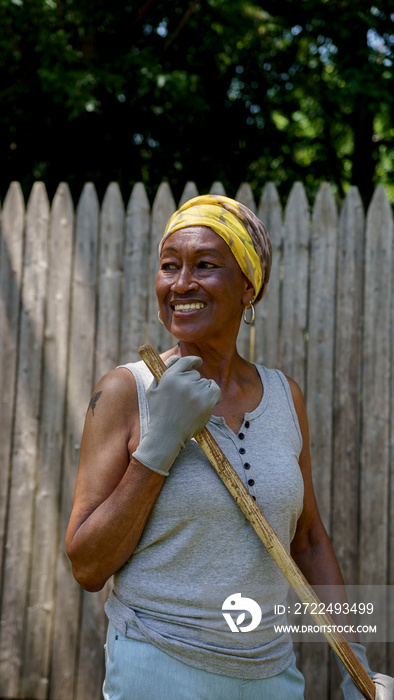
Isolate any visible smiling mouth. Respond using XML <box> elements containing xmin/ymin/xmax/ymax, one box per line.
<box><xmin>172</xmin><ymin>302</ymin><xmax>207</xmax><ymax>312</ymax></box>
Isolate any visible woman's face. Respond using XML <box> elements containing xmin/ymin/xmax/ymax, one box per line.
<box><xmin>156</xmin><ymin>226</ymin><xmax>254</xmax><ymax>343</ymax></box>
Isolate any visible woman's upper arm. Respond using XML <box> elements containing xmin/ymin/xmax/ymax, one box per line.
<box><xmin>67</xmin><ymin>368</ymin><xmax>138</xmax><ymax>540</ymax></box>
<box><xmin>285</xmin><ymin>375</ymin><xmax>328</xmax><ymax>554</ymax></box>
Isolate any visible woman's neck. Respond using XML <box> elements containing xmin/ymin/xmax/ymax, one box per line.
<box><xmin>176</xmin><ymin>340</ymin><xmax>246</xmax><ymax>385</ymax></box>
<box><xmin>161</xmin><ymin>341</ymin><xmax>262</xmax><ymax>434</ymax></box>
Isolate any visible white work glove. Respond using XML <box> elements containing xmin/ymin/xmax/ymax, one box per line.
<box><xmin>133</xmin><ymin>355</ymin><xmax>221</xmax><ymax>476</ymax></box>
<box><xmin>333</xmin><ymin>642</ymin><xmax>394</xmax><ymax>699</ymax></box>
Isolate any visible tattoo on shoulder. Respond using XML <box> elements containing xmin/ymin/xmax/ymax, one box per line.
<box><xmin>88</xmin><ymin>391</ymin><xmax>102</xmax><ymax>416</ymax></box>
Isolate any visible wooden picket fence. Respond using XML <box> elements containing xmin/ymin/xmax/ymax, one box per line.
<box><xmin>0</xmin><ymin>178</ymin><xmax>393</xmax><ymax>700</ymax></box>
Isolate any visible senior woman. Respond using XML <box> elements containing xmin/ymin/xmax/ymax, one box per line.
<box><xmin>66</xmin><ymin>195</ymin><xmax>393</xmax><ymax>700</ymax></box>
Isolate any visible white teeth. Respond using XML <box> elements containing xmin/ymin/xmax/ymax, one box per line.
<box><xmin>173</xmin><ymin>303</ymin><xmax>206</xmax><ymax>311</ymax></box>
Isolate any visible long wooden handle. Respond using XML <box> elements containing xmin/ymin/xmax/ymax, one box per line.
<box><xmin>139</xmin><ymin>344</ymin><xmax>376</xmax><ymax>700</ymax></box>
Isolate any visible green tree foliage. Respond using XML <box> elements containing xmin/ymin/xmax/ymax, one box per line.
<box><xmin>0</xmin><ymin>0</ymin><xmax>393</xmax><ymax>205</ymax></box>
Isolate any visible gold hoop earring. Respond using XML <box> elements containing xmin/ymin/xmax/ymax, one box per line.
<box><xmin>243</xmin><ymin>302</ymin><xmax>255</xmax><ymax>325</ymax></box>
<box><xmin>158</xmin><ymin>310</ymin><xmax>164</xmax><ymax>325</ymax></box>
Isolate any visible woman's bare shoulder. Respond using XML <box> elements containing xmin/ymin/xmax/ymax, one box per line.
<box><xmin>282</xmin><ymin>373</ymin><xmax>309</xmax><ymax>437</ymax></box>
<box><xmin>82</xmin><ymin>366</ymin><xmax>140</xmax><ymax>452</ymax></box>
<box><xmin>282</xmin><ymin>373</ymin><xmax>304</xmax><ymax>406</ymax></box>
<box><xmin>90</xmin><ymin>366</ymin><xmax>137</xmax><ymax>411</ymax></box>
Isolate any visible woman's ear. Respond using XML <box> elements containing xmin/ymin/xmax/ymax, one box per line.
<box><xmin>241</xmin><ymin>277</ymin><xmax>255</xmax><ymax>307</ymax></box>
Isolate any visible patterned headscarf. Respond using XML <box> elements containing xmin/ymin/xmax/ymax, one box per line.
<box><xmin>160</xmin><ymin>194</ymin><xmax>272</xmax><ymax>302</ymax></box>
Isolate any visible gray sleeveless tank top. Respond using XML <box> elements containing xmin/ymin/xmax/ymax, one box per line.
<box><xmin>105</xmin><ymin>361</ymin><xmax>304</xmax><ymax>679</ymax></box>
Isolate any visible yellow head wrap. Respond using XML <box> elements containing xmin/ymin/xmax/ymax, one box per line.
<box><xmin>160</xmin><ymin>194</ymin><xmax>272</xmax><ymax>302</ymax></box>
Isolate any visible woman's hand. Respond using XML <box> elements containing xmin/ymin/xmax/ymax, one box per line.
<box><xmin>374</xmin><ymin>677</ymin><xmax>394</xmax><ymax>700</ymax></box>
<box><xmin>333</xmin><ymin>643</ymin><xmax>394</xmax><ymax>699</ymax></box>
<box><xmin>133</xmin><ymin>355</ymin><xmax>221</xmax><ymax>475</ymax></box>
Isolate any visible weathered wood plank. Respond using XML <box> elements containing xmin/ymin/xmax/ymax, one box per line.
<box><xmin>390</xmin><ymin>196</ymin><xmax>394</xmax><ymax>681</ymax></box>
<box><xmin>76</xmin><ymin>183</ymin><xmax>124</xmax><ymax>700</ymax></box>
<box><xmin>281</xmin><ymin>179</ymin><xmax>309</xmax><ymax>692</ymax></box>
<box><xmin>0</xmin><ymin>182</ymin><xmax>49</xmax><ymax>698</ymax></box>
<box><xmin>120</xmin><ymin>183</ymin><xmax>151</xmax><ymax>363</ymax></box>
<box><xmin>147</xmin><ymin>182</ymin><xmax>176</xmax><ymax>352</ymax></box>
<box><xmin>0</xmin><ymin>183</ymin><xmax>25</xmax><ymax>582</ymax></box>
<box><xmin>303</xmin><ymin>642</ymin><xmax>329</xmax><ymax>700</ymax></box>
<box><xmin>20</xmin><ymin>183</ymin><xmax>75</xmax><ymax>699</ymax></box>
<box><xmin>307</xmin><ymin>182</ymin><xmax>338</xmax><ymax>531</ymax></box>
<box><xmin>280</xmin><ymin>182</ymin><xmax>310</xmax><ymax>694</ymax></box>
<box><xmin>281</xmin><ymin>182</ymin><xmax>310</xmax><ymax>391</ymax></box>
<box><xmin>332</xmin><ymin>187</ymin><xmax>364</xmax><ymax>583</ymax></box>
<box><xmin>75</xmin><ymin>589</ymin><xmax>108</xmax><ymax>700</ymax></box>
<box><xmin>330</xmin><ymin>188</ymin><xmax>365</xmax><ymax>700</ymax></box>
<box><xmin>360</xmin><ymin>187</ymin><xmax>392</xmax><ymax>672</ymax></box>
<box><xmin>235</xmin><ymin>183</ymin><xmax>256</xmax><ymax>361</ymax></box>
<box><xmin>303</xmin><ymin>183</ymin><xmax>338</xmax><ymax>700</ymax></box>
<box><xmin>254</xmin><ymin>182</ymin><xmax>282</xmax><ymax>369</ymax></box>
<box><xmin>50</xmin><ymin>183</ymin><xmax>99</xmax><ymax>700</ymax></box>
<box><xmin>94</xmin><ymin>183</ymin><xmax>125</xmax><ymax>382</ymax></box>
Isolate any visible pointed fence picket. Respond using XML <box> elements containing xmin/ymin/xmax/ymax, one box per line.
<box><xmin>0</xmin><ymin>183</ymin><xmax>50</xmax><ymax>698</ymax></box>
<box><xmin>254</xmin><ymin>182</ymin><xmax>282</xmax><ymax>369</ymax></box>
<box><xmin>332</xmin><ymin>186</ymin><xmax>365</xmax><ymax>584</ymax></box>
<box><xmin>94</xmin><ymin>182</ymin><xmax>125</xmax><ymax>383</ymax></box>
<box><xmin>330</xmin><ymin>184</ymin><xmax>366</xmax><ymax>700</ymax></box>
<box><xmin>21</xmin><ymin>183</ymin><xmax>74</xmax><ymax>700</ymax></box>
<box><xmin>120</xmin><ymin>183</ymin><xmax>150</xmax><ymax>364</ymax></box>
<box><xmin>179</xmin><ymin>180</ymin><xmax>199</xmax><ymax>207</ymax></box>
<box><xmin>50</xmin><ymin>183</ymin><xmax>100</xmax><ymax>700</ymax></box>
<box><xmin>390</xmin><ymin>204</ymin><xmax>394</xmax><ymax>684</ymax></box>
<box><xmin>0</xmin><ymin>179</ymin><xmax>393</xmax><ymax>700</ymax></box>
<box><xmin>301</xmin><ymin>183</ymin><xmax>339</xmax><ymax>698</ymax></box>
<box><xmin>281</xmin><ymin>182</ymin><xmax>310</xmax><ymax>392</ymax></box>
<box><xmin>0</xmin><ymin>183</ymin><xmax>25</xmax><ymax>583</ymax></box>
<box><xmin>147</xmin><ymin>182</ymin><xmax>176</xmax><ymax>353</ymax></box>
<box><xmin>307</xmin><ymin>182</ymin><xmax>338</xmax><ymax>531</ymax></box>
<box><xmin>360</xmin><ymin>187</ymin><xmax>393</xmax><ymax>673</ymax></box>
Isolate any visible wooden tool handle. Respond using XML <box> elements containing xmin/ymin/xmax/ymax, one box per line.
<box><xmin>139</xmin><ymin>344</ymin><xmax>376</xmax><ymax>700</ymax></box>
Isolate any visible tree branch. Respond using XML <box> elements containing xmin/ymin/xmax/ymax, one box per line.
<box><xmin>163</xmin><ymin>1</ymin><xmax>199</xmax><ymax>53</ymax></box>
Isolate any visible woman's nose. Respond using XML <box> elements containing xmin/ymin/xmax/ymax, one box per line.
<box><xmin>171</xmin><ymin>266</ymin><xmax>198</xmax><ymax>293</ymax></box>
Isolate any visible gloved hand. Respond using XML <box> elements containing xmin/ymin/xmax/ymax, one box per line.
<box><xmin>133</xmin><ymin>355</ymin><xmax>221</xmax><ymax>476</ymax></box>
<box><xmin>333</xmin><ymin>642</ymin><xmax>394</xmax><ymax>699</ymax></box>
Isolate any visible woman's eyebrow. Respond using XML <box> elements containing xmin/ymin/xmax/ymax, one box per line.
<box><xmin>195</xmin><ymin>247</ymin><xmax>225</xmax><ymax>257</ymax></box>
<box><xmin>161</xmin><ymin>246</ymin><xmax>225</xmax><ymax>258</ymax></box>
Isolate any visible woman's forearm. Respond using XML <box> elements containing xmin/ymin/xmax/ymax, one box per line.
<box><xmin>292</xmin><ymin>537</ymin><xmax>358</xmax><ymax>643</ymax></box>
<box><xmin>66</xmin><ymin>459</ymin><xmax>165</xmax><ymax>592</ymax></box>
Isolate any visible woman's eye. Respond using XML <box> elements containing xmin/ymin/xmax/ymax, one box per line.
<box><xmin>161</xmin><ymin>262</ymin><xmax>178</xmax><ymax>270</ymax></box>
<box><xmin>198</xmin><ymin>261</ymin><xmax>216</xmax><ymax>269</ymax></box>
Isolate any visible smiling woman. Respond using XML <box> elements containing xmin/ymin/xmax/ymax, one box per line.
<box><xmin>156</xmin><ymin>227</ymin><xmax>253</xmax><ymax>345</ymax></box>
<box><xmin>65</xmin><ymin>194</ymin><xmax>394</xmax><ymax>700</ymax></box>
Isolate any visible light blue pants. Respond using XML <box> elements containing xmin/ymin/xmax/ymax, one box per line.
<box><xmin>103</xmin><ymin>622</ymin><xmax>305</xmax><ymax>700</ymax></box>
